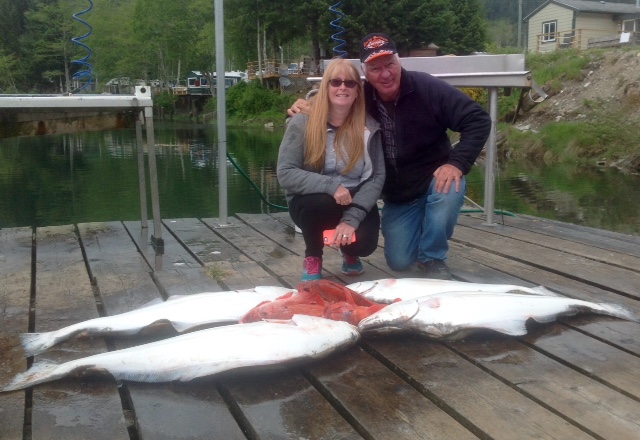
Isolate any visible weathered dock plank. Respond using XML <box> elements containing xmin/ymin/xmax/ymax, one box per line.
<box><xmin>491</xmin><ymin>213</ymin><xmax>640</xmax><ymax>257</ymax></box>
<box><xmin>366</xmin><ymin>336</ymin><xmax>594</xmax><ymax>440</ymax></box>
<box><xmin>457</xmin><ymin>215</ymin><xmax>640</xmax><ymax>272</ymax></box>
<box><xmin>522</xmin><ymin>323</ymin><xmax>640</xmax><ymax>399</ymax></box>
<box><xmin>160</xmin><ymin>217</ymin><xmax>284</xmax><ymax>292</ymax></box>
<box><xmin>305</xmin><ymin>346</ymin><xmax>479</xmax><ymax>440</ymax></box>
<box><xmin>32</xmin><ymin>225</ymin><xmax>129</xmax><ymax>440</ymax></box>
<box><xmin>127</xmin><ymin>382</ymin><xmax>246</xmax><ymax>440</ymax></box>
<box><xmin>0</xmin><ymin>227</ymin><xmax>32</xmax><ymax>440</ymax></box>
<box><xmin>450</xmin><ymin>335</ymin><xmax>640</xmax><ymax>439</ymax></box>
<box><xmin>1</xmin><ymin>211</ymin><xmax>639</xmax><ymax>440</ymax></box>
<box><xmin>211</xmin><ymin>214</ymin><xmax>319</xmax><ymax>287</ymax></box>
<box><xmin>452</xmin><ymin>222</ymin><xmax>640</xmax><ymax>299</ymax></box>
<box><xmin>220</xmin><ymin>370</ymin><xmax>362</xmax><ymax>440</ymax></box>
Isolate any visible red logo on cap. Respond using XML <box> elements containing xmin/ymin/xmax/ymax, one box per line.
<box><xmin>363</xmin><ymin>35</ymin><xmax>389</xmax><ymax>50</ymax></box>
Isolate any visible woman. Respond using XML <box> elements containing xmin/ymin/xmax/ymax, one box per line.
<box><xmin>277</xmin><ymin>58</ymin><xmax>385</xmax><ymax>280</ymax></box>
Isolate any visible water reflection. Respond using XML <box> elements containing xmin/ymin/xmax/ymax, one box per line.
<box><xmin>1</xmin><ymin>122</ymin><xmax>638</xmax><ymax>235</ymax></box>
<box><xmin>0</xmin><ymin>122</ymin><xmax>288</xmax><ymax>228</ymax></box>
<box><xmin>466</xmin><ymin>161</ymin><xmax>640</xmax><ymax>236</ymax></box>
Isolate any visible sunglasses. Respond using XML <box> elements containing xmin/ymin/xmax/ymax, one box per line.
<box><xmin>328</xmin><ymin>79</ymin><xmax>358</xmax><ymax>88</ymax></box>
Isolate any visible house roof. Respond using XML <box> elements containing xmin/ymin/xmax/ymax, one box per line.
<box><xmin>525</xmin><ymin>0</ymin><xmax>640</xmax><ymax>21</ymax></box>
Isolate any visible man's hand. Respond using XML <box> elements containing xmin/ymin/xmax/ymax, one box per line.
<box><xmin>433</xmin><ymin>164</ymin><xmax>463</xmax><ymax>194</ymax></box>
<box><xmin>287</xmin><ymin>99</ymin><xmax>311</xmax><ymax>117</ymax></box>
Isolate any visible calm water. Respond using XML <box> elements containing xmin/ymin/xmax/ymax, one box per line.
<box><xmin>1</xmin><ymin>122</ymin><xmax>639</xmax><ymax>236</ymax></box>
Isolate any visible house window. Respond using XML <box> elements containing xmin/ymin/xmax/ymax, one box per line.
<box><xmin>622</xmin><ymin>19</ymin><xmax>636</xmax><ymax>33</ymax></box>
<box><xmin>542</xmin><ymin>21</ymin><xmax>557</xmax><ymax>42</ymax></box>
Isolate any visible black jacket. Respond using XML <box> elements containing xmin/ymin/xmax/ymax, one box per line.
<box><xmin>364</xmin><ymin>68</ymin><xmax>491</xmax><ymax>203</ymax></box>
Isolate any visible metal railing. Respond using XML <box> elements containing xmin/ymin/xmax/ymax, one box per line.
<box><xmin>535</xmin><ymin>28</ymin><xmax>640</xmax><ymax>52</ymax></box>
<box><xmin>0</xmin><ymin>87</ymin><xmax>164</xmax><ymax>248</ymax></box>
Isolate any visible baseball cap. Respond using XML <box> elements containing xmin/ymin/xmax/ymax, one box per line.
<box><xmin>359</xmin><ymin>33</ymin><xmax>398</xmax><ymax>63</ymax></box>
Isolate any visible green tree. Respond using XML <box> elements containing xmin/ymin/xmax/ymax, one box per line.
<box><xmin>341</xmin><ymin>0</ymin><xmax>455</xmax><ymax>56</ymax></box>
<box><xmin>90</xmin><ymin>0</ymin><xmax>139</xmax><ymax>84</ymax></box>
<box><xmin>0</xmin><ymin>0</ymin><xmax>30</xmax><ymax>56</ymax></box>
<box><xmin>0</xmin><ymin>51</ymin><xmax>18</xmax><ymax>92</ymax></box>
<box><xmin>1</xmin><ymin>0</ymin><xmax>494</xmax><ymax>92</ymax></box>
<box><xmin>487</xmin><ymin>18</ymin><xmax>517</xmax><ymax>48</ymax></box>
<box><xmin>447</xmin><ymin>0</ymin><xmax>488</xmax><ymax>55</ymax></box>
<box><xmin>20</xmin><ymin>0</ymin><xmax>90</xmax><ymax>93</ymax></box>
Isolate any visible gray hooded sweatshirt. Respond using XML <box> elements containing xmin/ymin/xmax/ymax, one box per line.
<box><xmin>277</xmin><ymin>113</ymin><xmax>385</xmax><ymax>229</ymax></box>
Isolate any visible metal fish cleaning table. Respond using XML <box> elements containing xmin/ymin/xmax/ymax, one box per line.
<box><xmin>1</xmin><ymin>212</ymin><xmax>640</xmax><ymax>440</ymax></box>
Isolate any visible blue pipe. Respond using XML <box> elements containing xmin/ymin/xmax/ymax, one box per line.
<box><xmin>329</xmin><ymin>2</ymin><xmax>347</xmax><ymax>58</ymax></box>
<box><xmin>71</xmin><ymin>0</ymin><xmax>94</xmax><ymax>93</ymax></box>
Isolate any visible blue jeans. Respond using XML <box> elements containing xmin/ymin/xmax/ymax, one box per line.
<box><xmin>381</xmin><ymin>177</ymin><xmax>466</xmax><ymax>271</ymax></box>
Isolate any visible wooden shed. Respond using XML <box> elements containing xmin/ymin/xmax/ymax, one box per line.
<box><xmin>525</xmin><ymin>0</ymin><xmax>640</xmax><ymax>53</ymax></box>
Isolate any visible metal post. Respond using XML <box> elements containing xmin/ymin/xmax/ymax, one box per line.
<box><xmin>518</xmin><ymin>0</ymin><xmax>523</xmax><ymax>50</ymax></box>
<box><xmin>483</xmin><ymin>87</ymin><xmax>499</xmax><ymax>226</ymax></box>
<box><xmin>135</xmin><ymin>111</ymin><xmax>148</xmax><ymax>229</ymax></box>
<box><xmin>144</xmin><ymin>106</ymin><xmax>164</xmax><ymax>247</ymax></box>
<box><xmin>215</xmin><ymin>0</ymin><xmax>228</xmax><ymax>225</ymax></box>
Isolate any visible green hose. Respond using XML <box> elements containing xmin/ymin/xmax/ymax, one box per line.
<box><xmin>461</xmin><ymin>208</ymin><xmax>516</xmax><ymax>216</ymax></box>
<box><xmin>226</xmin><ymin>152</ymin><xmax>288</xmax><ymax>210</ymax></box>
<box><xmin>227</xmin><ymin>152</ymin><xmax>516</xmax><ymax>217</ymax></box>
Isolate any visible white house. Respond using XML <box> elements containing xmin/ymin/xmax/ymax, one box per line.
<box><xmin>525</xmin><ymin>0</ymin><xmax>640</xmax><ymax>53</ymax></box>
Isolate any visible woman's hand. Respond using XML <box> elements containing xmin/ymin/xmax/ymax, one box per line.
<box><xmin>328</xmin><ymin>222</ymin><xmax>356</xmax><ymax>247</ymax></box>
<box><xmin>333</xmin><ymin>185</ymin><xmax>352</xmax><ymax>206</ymax></box>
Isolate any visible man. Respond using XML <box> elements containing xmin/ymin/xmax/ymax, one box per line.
<box><xmin>290</xmin><ymin>33</ymin><xmax>491</xmax><ymax>279</ymax></box>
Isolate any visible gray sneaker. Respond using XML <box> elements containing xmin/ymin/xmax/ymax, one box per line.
<box><xmin>417</xmin><ymin>259</ymin><xmax>452</xmax><ymax>280</ymax></box>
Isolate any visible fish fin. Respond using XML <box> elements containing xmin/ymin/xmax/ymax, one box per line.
<box><xmin>595</xmin><ymin>303</ymin><xmax>640</xmax><ymax>323</ymax></box>
<box><xmin>486</xmin><ymin>319</ymin><xmax>529</xmax><ymax>336</ymax></box>
<box><xmin>170</xmin><ymin>319</ymin><xmax>229</xmax><ymax>333</ymax></box>
<box><xmin>0</xmin><ymin>361</ymin><xmax>62</xmax><ymax>392</ymax></box>
<box><xmin>358</xmin><ymin>300</ymin><xmax>420</xmax><ymax>332</ymax></box>
<box><xmin>20</xmin><ymin>333</ymin><xmax>55</xmax><ymax>358</ymax></box>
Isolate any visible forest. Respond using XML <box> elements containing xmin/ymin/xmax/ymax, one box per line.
<box><xmin>0</xmin><ymin>0</ymin><xmax>638</xmax><ymax>94</ymax></box>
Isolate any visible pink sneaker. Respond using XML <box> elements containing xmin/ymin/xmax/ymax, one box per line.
<box><xmin>302</xmin><ymin>256</ymin><xmax>322</xmax><ymax>281</ymax></box>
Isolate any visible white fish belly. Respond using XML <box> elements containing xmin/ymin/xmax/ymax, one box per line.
<box><xmin>346</xmin><ymin>278</ymin><xmax>555</xmax><ymax>304</ymax></box>
<box><xmin>3</xmin><ymin>315</ymin><xmax>359</xmax><ymax>392</ymax></box>
<box><xmin>359</xmin><ymin>292</ymin><xmax>638</xmax><ymax>339</ymax></box>
<box><xmin>20</xmin><ymin>286</ymin><xmax>294</xmax><ymax>356</ymax></box>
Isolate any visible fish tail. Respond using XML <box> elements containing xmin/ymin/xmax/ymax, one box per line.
<box><xmin>597</xmin><ymin>303</ymin><xmax>640</xmax><ymax>323</ymax></box>
<box><xmin>1</xmin><ymin>361</ymin><xmax>64</xmax><ymax>392</ymax></box>
<box><xmin>20</xmin><ymin>332</ymin><xmax>55</xmax><ymax>358</ymax></box>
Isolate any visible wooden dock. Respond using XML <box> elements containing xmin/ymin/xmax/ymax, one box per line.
<box><xmin>1</xmin><ymin>212</ymin><xmax>639</xmax><ymax>440</ymax></box>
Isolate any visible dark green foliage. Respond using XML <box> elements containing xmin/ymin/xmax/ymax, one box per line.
<box><xmin>2</xmin><ymin>0</ymin><xmax>492</xmax><ymax>92</ymax></box>
<box><xmin>153</xmin><ymin>91</ymin><xmax>177</xmax><ymax>113</ymax></box>
<box><xmin>447</xmin><ymin>0</ymin><xmax>488</xmax><ymax>55</ymax></box>
<box><xmin>226</xmin><ymin>82</ymin><xmax>293</xmax><ymax>121</ymax></box>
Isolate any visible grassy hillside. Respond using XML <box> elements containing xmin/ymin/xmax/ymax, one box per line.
<box><xmin>497</xmin><ymin>47</ymin><xmax>640</xmax><ymax>173</ymax></box>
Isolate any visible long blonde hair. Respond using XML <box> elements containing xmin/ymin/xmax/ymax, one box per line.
<box><xmin>304</xmin><ymin>59</ymin><xmax>366</xmax><ymax>173</ymax></box>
